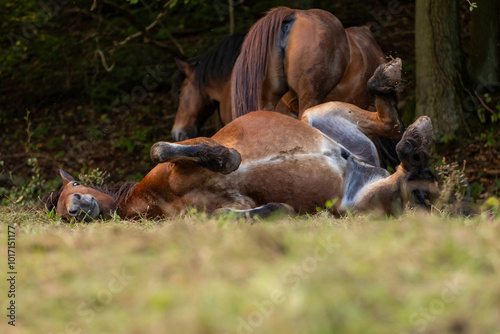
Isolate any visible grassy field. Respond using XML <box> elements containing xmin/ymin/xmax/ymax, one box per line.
<box><xmin>1</xmin><ymin>207</ymin><xmax>500</xmax><ymax>334</ymax></box>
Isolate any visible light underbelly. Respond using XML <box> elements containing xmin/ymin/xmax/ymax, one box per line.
<box><xmin>235</xmin><ymin>154</ymin><xmax>346</xmax><ymax>213</ymax></box>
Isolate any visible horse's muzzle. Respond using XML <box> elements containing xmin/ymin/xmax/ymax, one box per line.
<box><xmin>171</xmin><ymin>126</ymin><xmax>198</xmax><ymax>142</ymax></box>
<box><xmin>66</xmin><ymin>193</ymin><xmax>100</xmax><ymax>221</ymax></box>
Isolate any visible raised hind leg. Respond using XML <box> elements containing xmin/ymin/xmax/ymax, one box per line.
<box><xmin>301</xmin><ymin>58</ymin><xmax>404</xmax><ymax>141</ymax></box>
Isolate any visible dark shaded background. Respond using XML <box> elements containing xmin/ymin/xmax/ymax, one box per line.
<box><xmin>0</xmin><ymin>0</ymin><xmax>498</xmax><ymax>201</ymax></box>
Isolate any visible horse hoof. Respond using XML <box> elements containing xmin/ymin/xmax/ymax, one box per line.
<box><xmin>368</xmin><ymin>57</ymin><xmax>402</xmax><ymax>94</ymax></box>
<box><xmin>150</xmin><ymin>142</ymin><xmax>174</xmax><ymax>164</ymax></box>
<box><xmin>198</xmin><ymin>146</ymin><xmax>242</xmax><ymax>174</ymax></box>
<box><xmin>396</xmin><ymin>116</ymin><xmax>433</xmax><ymax>171</ymax></box>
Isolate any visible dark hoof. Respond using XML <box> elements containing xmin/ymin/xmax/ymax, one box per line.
<box><xmin>150</xmin><ymin>142</ymin><xmax>241</xmax><ymax>174</ymax></box>
<box><xmin>368</xmin><ymin>58</ymin><xmax>402</xmax><ymax>94</ymax></box>
<box><xmin>198</xmin><ymin>146</ymin><xmax>241</xmax><ymax>174</ymax></box>
<box><xmin>396</xmin><ymin>116</ymin><xmax>433</xmax><ymax>171</ymax></box>
<box><xmin>150</xmin><ymin>142</ymin><xmax>176</xmax><ymax>164</ymax></box>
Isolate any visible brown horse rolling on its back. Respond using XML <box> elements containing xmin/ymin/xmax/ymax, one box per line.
<box><xmin>172</xmin><ymin>33</ymin><xmax>295</xmax><ymax>142</ymax></box>
<box><xmin>46</xmin><ymin>60</ymin><xmax>438</xmax><ymax>221</ymax></box>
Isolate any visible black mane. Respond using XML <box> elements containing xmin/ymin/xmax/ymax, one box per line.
<box><xmin>42</xmin><ymin>181</ymin><xmax>138</xmax><ymax>215</ymax></box>
<box><xmin>172</xmin><ymin>33</ymin><xmax>245</xmax><ymax>98</ymax></box>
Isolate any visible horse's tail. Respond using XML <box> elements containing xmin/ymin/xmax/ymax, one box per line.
<box><xmin>231</xmin><ymin>7</ymin><xmax>295</xmax><ymax>119</ymax></box>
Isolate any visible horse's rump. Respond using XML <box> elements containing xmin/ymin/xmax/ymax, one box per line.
<box><xmin>231</xmin><ymin>7</ymin><xmax>295</xmax><ymax>118</ymax></box>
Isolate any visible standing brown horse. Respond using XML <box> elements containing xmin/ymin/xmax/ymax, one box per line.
<box><xmin>172</xmin><ymin>33</ymin><xmax>294</xmax><ymax>142</ymax></box>
<box><xmin>231</xmin><ymin>7</ymin><xmax>387</xmax><ymax>118</ymax></box>
<box><xmin>47</xmin><ymin>60</ymin><xmax>438</xmax><ymax>221</ymax></box>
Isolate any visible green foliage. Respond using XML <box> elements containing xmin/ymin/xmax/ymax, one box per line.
<box><xmin>78</xmin><ymin>168</ymin><xmax>110</xmax><ymax>187</ymax></box>
<box><xmin>440</xmin><ymin>133</ymin><xmax>456</xmax><ymax>144</ymax></box>
<box><xmin>0</xmin><ymin>158</ymin><xmax>46</xmax><ymax>206</ymax></box>
<box><xmin>479</xmin><ymin>127</ymin><xmax>498</xmax><ymax>147</ymax></box>
<box><xmin>325</xmin><ymin>197</ymin><xmax>338</xmax><ymax>209</ymax></box>
<box><xmin>468</xmin><ymin>1</ymin><xmax>478</xmax><ymax>11</ymax></box>
<box><xmin>484</xmin><ymin>196</ymin><xmax>500</xmax><ymax>216</ymax></box>
<box><xmin>477</xmin><ymin>93</ymin><xmax>500</xmax><ymax>147</ymax></box>
<box><xmin>434</xmin><ymin>158</ymin><xmax>470</xmax><ymax>213</ymax></box>
<box><xmin>114</xmin><ymin>127</ymin><xmax>151</xmax><ymax>153</ymax></box>
<box><xmin>470</xmin><ymin>182</ymin><xmax>485</xmax><ymax>200</ymax></box>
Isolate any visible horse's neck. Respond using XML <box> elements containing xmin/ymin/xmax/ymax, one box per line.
<box><xmin>204</xmin><ymin>78</ymin><xmax>229</xmax><ymax>103</ymax></box>
<box><xmin>205</xmin><ymin>79</ymin><xmax>233</xmax><ymax>125</ymax></box>
<box><xmin>115</xmin><ymin>181</ymin><xmax>156</xmax><ymax>218</ymax></box>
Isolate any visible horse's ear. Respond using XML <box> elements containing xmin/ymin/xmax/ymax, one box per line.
<box><xmin>175</xmin><ymin>58</ymin><xmax>189</xmax><ymax>73</ymax></box>
<box><xmin>59</xmin><ymin>169</ymin><xmax>75</xmax><ymax>186</ymax></box>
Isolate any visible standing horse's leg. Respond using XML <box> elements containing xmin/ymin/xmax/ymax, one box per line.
<box><xmin>302</xmin><ymin>58</ymin><xmax>405</xmax><ymax>140</ymax></box>
<box><xmin>260</xmin><ymin>43</ymin><xmax>289</xmax><ymax>112</ymax></box>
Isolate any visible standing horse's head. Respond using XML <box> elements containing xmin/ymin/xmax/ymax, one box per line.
<box><xmin>53</xmin><ymin>170</ymin><xmax>117</xmax><ymax>221</ymax></box>
<box><xmin>171</xmin><ymin>59</ymin><xmax>217</xmax><ymax>142</ymax></box>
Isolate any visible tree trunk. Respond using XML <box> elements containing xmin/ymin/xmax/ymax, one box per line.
<box><xmin>470</xmin><ymin>0</ymin><xmax>499</xmax><ymax>87</ymax></box>
<box><xmin>415</xmin><ymin>0</ymin><xmax>470</xmax><ymax>141</ymax></box>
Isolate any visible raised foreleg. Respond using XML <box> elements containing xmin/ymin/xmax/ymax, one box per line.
<box><xmin>352</xmin><ymin>116</ymin><xmax>439</xmax><ymax>213</ymax></box>
<box><xmin>150</xmin><ymin>137</ymin><xmax>241</xmax><ymax>174</ymax></box>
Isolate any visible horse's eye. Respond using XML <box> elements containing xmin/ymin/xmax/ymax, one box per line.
<box><xmin>72</xmin><ymin>182</ymin><xmax>80</xmax><ymax>187</ymax></box>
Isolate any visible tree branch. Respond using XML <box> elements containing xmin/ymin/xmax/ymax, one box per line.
<box><xmin>139</xmin><ymin>0</ymin><xmax>184</xmax><ymax>55</ymax></box>
<box><xmin>95</xmin><ymin>48</ymin><xmax>115</xmax><ymax>72</ymax></box>
<box><xmin>94</xmin><ymin>0</ymin><xmax>186</xmax><ymax>60</ymax></box>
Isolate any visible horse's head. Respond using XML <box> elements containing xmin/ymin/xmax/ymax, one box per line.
<box><xmin>171</xmin><ymin>58</ymin><xmax>217</xmax><ymax>142</ymax></box>
<box><xmin>55</xmin><ymin>169</ymin><xmax>117</xmax><ymax>221</ymax></box>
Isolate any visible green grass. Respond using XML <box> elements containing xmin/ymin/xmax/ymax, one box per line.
<box><xmin>1</xmin><ymin>207</ymin><xmax>500</xmax><ymax>334</ymax></box>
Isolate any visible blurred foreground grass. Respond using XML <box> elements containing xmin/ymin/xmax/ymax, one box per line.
<box><xmin>1</xmin><ymin>208</ymin><xmax>500</xmax><ymax>334</ymax></box>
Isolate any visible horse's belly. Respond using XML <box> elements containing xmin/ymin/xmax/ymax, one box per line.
<box><xmin>302</xmin><ymin>105</ymin><xmax>380</xmax><ymax>166</ymax></box>
<box><xmin>236</xmin><ymin>154</ymin><xmax>345</xmax><ymax>213</ymax></box>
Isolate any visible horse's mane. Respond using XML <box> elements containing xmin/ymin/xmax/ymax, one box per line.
<box><xmin>42</xmin><ymin>181</ymin><xmax>138</xmax><ymax>216</ymax></box>
<box><xmin>172</xmin><ymin>32</ymin><xmax>245</xmax><ymax>98</ymax></box>
<box><xmin>231</xmin><ymin>7</ymin><xmax>295</xmax><ymax>118</ymax></box>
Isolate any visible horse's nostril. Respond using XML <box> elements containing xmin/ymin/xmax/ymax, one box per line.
<box><xmin>73</xmin><ymin>194</ymin><xmax>81</xmax><ymax>200</ymax></box>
